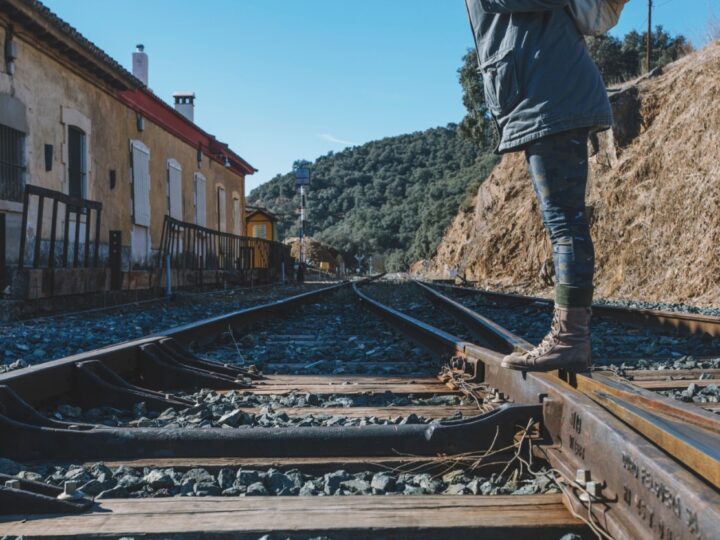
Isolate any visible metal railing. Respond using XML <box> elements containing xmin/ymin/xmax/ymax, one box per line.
<box><xmin>159</xmin><ymin>215</ymin><xmax>292</xmax><ymax>283</ymax></box>
<box><xmin>18</xmin><ymin>185</ymin><xmax>102</xmax><ymax>269</ymax></box>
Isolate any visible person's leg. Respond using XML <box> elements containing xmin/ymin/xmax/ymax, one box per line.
<box><xmin>502</xmin><ymin>128</ymin><xmax>593</xmax><ymax>372</ymax></box>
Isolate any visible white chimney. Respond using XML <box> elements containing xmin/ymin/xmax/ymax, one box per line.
<box><xmin>173</xmin><ymin>92</ymin><xmax>195</xmax><ymax>123</ymax></box>
<box><xmin>132</xmin><ymin>44</ymin><xmax>148</xmax><ymax>86</ymax></box>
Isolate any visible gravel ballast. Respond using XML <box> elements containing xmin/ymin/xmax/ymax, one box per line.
<box><xmin>0</xmin><ymin>283</ymin><xmax>329</xmax><ymax>374</ymax></box>
<box><xmin>0</xmin><ymin>458</ymin><xmax>559</xmax><ymax>499</ymax></box>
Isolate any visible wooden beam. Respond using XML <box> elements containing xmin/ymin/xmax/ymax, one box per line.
<box><xmin>0</xmin><ymin>495</ymin><xmax>582</xmax><ymax>538</ymax></box>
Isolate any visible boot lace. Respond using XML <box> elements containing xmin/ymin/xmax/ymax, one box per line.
<box><xmin>526</xmin><ymin>308</ymin><xmax>561</xmax><ymax>359</ymax></box>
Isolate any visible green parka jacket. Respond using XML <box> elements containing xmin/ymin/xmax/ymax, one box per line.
<box><xmin>465</xmin><ymin>0</ymin><xmax>613</xmax><ymax>152</ymax></box>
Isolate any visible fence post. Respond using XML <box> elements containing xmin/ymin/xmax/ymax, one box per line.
<box><xmin>109</xmin><ymin>230</ymin><xmax>122</xmax><ymax>290</ymax></box>
<box><xmin>165</xmin><ymin>254</ymin><xmax>172</xmax><ymax>297</ymax></box>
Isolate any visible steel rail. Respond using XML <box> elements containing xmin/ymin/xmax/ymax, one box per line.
<box><xmin>429</xmin><ymin>280</ymin><xmax>720</xmax><ymax>337</ymax></box>
<box><xmin>0</xmin><ymin>281</ymin><xmax>352</xmax><ymax>405</ymax></box>
<box><xmin>414</xmin><ymin>279</ymin><xmax>720</xmax><ymax>487</ymax></box>
<box><xmin>354</xmin><ymin>280</ymin><xmax>720</xmax><ymax>540</ymax></box>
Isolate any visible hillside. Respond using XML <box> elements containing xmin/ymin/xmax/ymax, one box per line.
<box><xmin>247</xmin><ymin>126</ymin><xmax>498</xmax><ymax>270</ymax></box>
<box><xmin>429</xmin><ymin>43</ymin><xmax>720</xmax><ymax>306</ymax></box>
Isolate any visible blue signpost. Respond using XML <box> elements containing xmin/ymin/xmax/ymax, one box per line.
<box><xmin>294</xmin><ymin>165</ymin><xmax>310</xmax><ymax>283</ymax></box>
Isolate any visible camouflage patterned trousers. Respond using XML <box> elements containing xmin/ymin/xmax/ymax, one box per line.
<box><xmin>525</xmin><ymin>128</ymin><xmax>594</xmax><ymax>307</ymax></box>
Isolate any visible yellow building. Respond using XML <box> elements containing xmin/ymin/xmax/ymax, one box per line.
<box><xmin>245</xmin><ymin>207</ymin><xmax>279</xmax><ymax>242</ymax></box>
<box><xmin>0</xmin><ymin>0</ymin><xmax>256</xmax><ymax>296</ymax></box>
<box><xmin>245</xmin><ymin>207</ymin><xmax>280</xmax><ymax>270</ymax></box>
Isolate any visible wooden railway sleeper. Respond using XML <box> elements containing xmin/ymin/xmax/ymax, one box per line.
<box><xmin>0</xmin><ymin>404</ymin><xmax>542</xmax><ymax>461</ymax></box>
<box><xmin>73</xmin><ymin>360</ymin><xmax>194</xmax><ymax>413</ymax></box>
<box><xmin>0</xmin><ymin>474</ymin><xmax>94</xmax><ymax>516</ymax></box>
<box><xmin>137</xmin><ymin>342</ymin><xmax>251</xmax><ymax>390</ymax></box>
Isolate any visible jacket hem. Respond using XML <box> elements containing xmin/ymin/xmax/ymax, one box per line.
<box><xmin>497</xmin><ymin>115</ymin><xmax>613</xmax><ymax>153</ymax></box>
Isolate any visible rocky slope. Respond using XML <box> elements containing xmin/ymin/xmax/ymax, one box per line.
<box><xmin>428</xmin><ymin>42</ymin><xmax>720</xmax><ymax>306</ymax></box>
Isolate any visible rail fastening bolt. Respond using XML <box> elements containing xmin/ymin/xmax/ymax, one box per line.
<box><xmin>4</xmin><ymin>479</ymin><xmax>21</xmax><ymax>489</ymax></box>
<box><xmin>575</xmin><ymin>469</ymin><xmax>590</xmax><ymax>484</ymax></box>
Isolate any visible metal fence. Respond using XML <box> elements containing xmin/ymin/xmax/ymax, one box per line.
<box><xmin>18</xmin><ymin>184</ymin><xmax>102</xmax><ymax>269</ymax></box>
<box><xmin>159</xmin><ymin>215</ymin><xmax>292</xmax><ymax>284</ymax></box>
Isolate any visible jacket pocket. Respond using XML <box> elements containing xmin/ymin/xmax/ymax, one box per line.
<box><xmin>481</xmin><ymin>52</ymin><xmax>521</xmax><ymax>117</ymax></box>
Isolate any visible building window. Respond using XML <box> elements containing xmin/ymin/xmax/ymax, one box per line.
<box><xmin>232</xmin><ymin>196</ymin><xmax>241</xmax><ymax>235</ymax></box>
<box><xmin>0</xmin><ymin>124</ymin><xmax>25</xmax><ymax>202</ymax></box>
<box><xmin>68</xmin><ymin>126</ymin><xmax>87</xmax><ymax>199</ymax></box>
<box><xmin>217</xmin><ymin>186</ymin><xmax>226</xmax><ymax>232</ymax></box>
<box><xmin>193</xmin><ymin>172</ymin><xmax>206</xmax><ymax>227</ymax></box>
<box><xmin>253</xmin><ymin>223</ymin><xmax>267</xmax><ymax>239</ymax></box>
<box><xmin>166</xmin><ymin>159</ymin><xmax>183</xmax><ymax>220</ymax></box>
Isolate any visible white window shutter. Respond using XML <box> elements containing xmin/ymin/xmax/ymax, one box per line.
<box><xmin>131</xmin><ymin>140</ymin><xmax>151</xmax><ymax>227</ymax></box>
<box><xmin>167</xmin><ymin>159</ymin><xmax>183</xmax><ymax>220</ymax></box>
<box><xmin>194</xmin><ymin>173</ymin><xmax>206</xmax><ymax>227</ymax></box>
<box><xmin>217</xmin><ymin>186</ymin><xmax>226</xmax><ymax>232</ymax></box>
<box><xmin>233</xmin><ymin>197</ymin><xmax>241</xmax><ymax>235</ymax></box>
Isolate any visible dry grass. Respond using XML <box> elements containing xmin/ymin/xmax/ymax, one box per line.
<box><xmin>431</xmin><ymin>43</ymin><xmax>720</xmax><ymax>306</ymax></box>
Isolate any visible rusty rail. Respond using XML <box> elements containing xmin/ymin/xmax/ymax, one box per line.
<box><xmin>354</xmin><ymin>280</ymin><xmax>720</xmax><ymax>540</ymax></box>
<box><xmin>430</xmin><ymin>280</ymin><xmax>720</xmax><ymax>338</ymax></box>
<box><xmin>1</xmin><ymin>277</ymin><xmax>718</xmax><ymax>539</ymax></box>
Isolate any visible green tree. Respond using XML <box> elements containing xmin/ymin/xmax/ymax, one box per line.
<box><xmin>458</xmin><ymin>49</ymin><xmax>495</xmax><ymax>150</ymax></box>
<box><xmin>587</xmin><ymin>26</ymin><xmax>692</xmax><ymax>84</ymax></box>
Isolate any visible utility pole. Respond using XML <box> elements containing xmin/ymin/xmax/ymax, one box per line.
<box><xmin>646</xmin><ymin>0</ymin><xmax>653</xmax><ymax>72</ymax></box>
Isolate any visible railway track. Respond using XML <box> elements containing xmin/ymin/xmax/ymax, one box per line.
<box><xmin>0</xmin><ymin>278</ymin><xmax>718</xmax><ymax>539</ymax></box>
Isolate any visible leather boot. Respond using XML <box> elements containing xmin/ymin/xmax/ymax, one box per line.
<box><xmin>501</xmin><ymin>306</ymin><xmax>591</xmax><ymax>372</ymax></box>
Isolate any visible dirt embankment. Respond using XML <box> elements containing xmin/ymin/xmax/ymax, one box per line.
<box><xmin>429</xmin><ymin>43</ymin><xmax>720</xmax><ymax>306</ymax></box>
<box><xmin>284</xmin><ymin>237</ymin><xmax>345</xmax><ymax>271</ymax></box>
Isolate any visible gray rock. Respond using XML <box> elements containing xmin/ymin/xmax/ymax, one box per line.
<box><xmin>236</xmin><ymin>469</ymin><xmax>260</xmax><ymax>486</ymax></box>
<box><xmin>479</xmin><ymin>481</ymin><xmax>494</xmax><ymax>495</ymax></box>
<box><xmin>323</xmin><ymin>470</ymin><xmax>350</xmax><ymax>495</ymax></box>
<box><xmin>441</xmin><ymin>470</ymin><xmax>465</xmax><ymax>484</ymax></box>
<box><xmin>217</xmin><ymin>409</ymin><xmax>250</xmax><ymax>427</ymax></box>
<box><xmin>183</xmin><ymin>468</ymin><xmax>214</xmax><ymax>485</ymax></box>
<box><xmin>340</xmin><ymin>478</ymin><xmax>371</xmax><ymax>494</ymax></box>
<box><xmin>194</xmin><ymin>481</ymin><xmax>221</xmax><ymax>496</ymax></box>
<box><xmin>267</xmin><ymin>471</ymin><xmax>294</xmax><ymax>494</ymax></box>
<box><xmin>370</xmin><ymin>473</ymin><xmax>396</xmax><ymax>494</ymax></box>
<box><xmin>245</xmin><ymin>482</ymin><xmax>268</xmax><ymax>496</ymax></box>
<box><xmin>512</xmin><ymin>483</ymin><xmax>538</xmax><ymax>495</ymax></box>
<box><xmin>299</xmin><ymin>481</ymin><xmax>318</xmax><ymax>496</ymax></box>
<box><xmin>80</xmin><ymin>478</ymin><xmax>115</xmax><ymax>497</ymax></box>
<box><xmin>399</xmin><ymin>413</ymin><xmax>421</xmax><ymax>425</ymax></box>
<box><xmin>65</xmin><ymin>467</ymin><xmax>93</xmax><ymax>485</ymax></box>
<box><xmin>416</xmin><ymin>474</ymin><xmax>441</xmax><ymax>493</ymax></box>
<box><xmin>117</xmin><ymin>475</ymin><xmax>145</xmax><ymax>492</ymax></box>
<box><xmin>111</xmin><ymin>465</ymin><xmax>138</xmax><ymax>479</ymax></box>
<box><xmin>403</xmin><ymin>485</ymin><xmax>424</xmax><ymax>495</ymax></box>
<box><xmin>144</xmin><ymin>470</ymin><xmax>175</xmax><ymax>490</ymax></box>
<box><xmin>444</xmin><ymin>483</ymin><xmax>467</xmax><ymax>495</ymax></box>
<box><xmin>16</xmin><ymin>470</ymin><xmax>43</xmax><ymax>482</ymax></box>
<box><xmin>90</xmin><ymin>462</ymin><xmax>113</xmax><ymax>479</ymax></box>
<box><xmin>217</xmin><ymin>468</ymin><xmax>236</xmax><ymax>490</ymax></box>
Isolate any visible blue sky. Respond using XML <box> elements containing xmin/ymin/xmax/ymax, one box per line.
<box><xmin>43</xmin><ymin>0</ymin><xmax>716</xmax><ymax>193</ymax></box>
